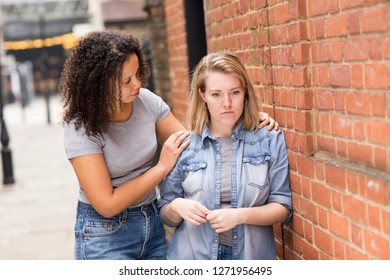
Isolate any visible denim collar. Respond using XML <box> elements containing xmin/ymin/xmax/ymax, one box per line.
<box><xmin>201</xmin><ymin>120</ymin><xmax>245</xmax><ymax>147</ymax></box>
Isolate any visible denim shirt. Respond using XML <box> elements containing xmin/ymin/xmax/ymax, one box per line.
<box><xmin>158</xmin><ymin>121</ymin><xmax>292</xmax><ymax>260</ymax></box>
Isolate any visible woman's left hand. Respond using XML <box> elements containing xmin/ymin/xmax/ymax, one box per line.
<box><xmin>206</xmin><ymin>209</ymin><xmax>240</xmax><ymax>233</ymax></box>
<box><xmin>259</xmin><ymin>112</ymin><xmax>279</xmax><ymax>131</ymax></box>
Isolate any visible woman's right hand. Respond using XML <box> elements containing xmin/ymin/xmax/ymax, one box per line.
<box><xmin>157</xmin><ymin>130</ymin><xmax>190</xmax><ymax>174</ymax></box>
<box><xmin>171</xmin><ymin>198</ymin><xmax>210</xmax><ymax>225</ymax></box>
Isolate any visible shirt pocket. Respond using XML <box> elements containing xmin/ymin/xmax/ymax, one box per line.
<box><xmin>243</xmin><ymin>155</ymin><xmax>270</xmax><ymax>189</ymax></box>
<box><xmin>181</xmin><ymin>162</ymin><xmax>207</xmax><ymax>196</ymax></box>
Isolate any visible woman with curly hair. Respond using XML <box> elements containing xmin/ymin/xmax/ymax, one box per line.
<box><xmin>60</xmin><ymin>30</ymin><xmax>277</xmax><ymax>260</ymax></box>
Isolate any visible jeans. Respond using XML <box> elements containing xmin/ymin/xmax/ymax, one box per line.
<box><xmin>217</xmin><ymin>244</ymin><xmax>233</xmax><ymax>260</ymax></box>
<box><xmin>74</xmin><ymin>200</ymin><xmax>167</xmax><ymax>260</ymax></box>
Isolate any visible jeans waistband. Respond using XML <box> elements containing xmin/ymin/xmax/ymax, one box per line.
<box><xmin>77</xmin><ymin>200</ymin><xmax>158</xmax><ymax>216</ymax></box>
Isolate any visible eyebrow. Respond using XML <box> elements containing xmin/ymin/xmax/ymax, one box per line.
<box><xmin>207</xmin><ymin>87</ymin><xmax>242</xmax><ymax>92</ymax></box>
<box><xmin>121</xmin><ymin>74</ymin><xmax>133</xmax><ymax>81</ymax></box>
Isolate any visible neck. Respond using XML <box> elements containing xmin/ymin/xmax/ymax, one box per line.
<box><xmin>113</xmin><ymin>103</ymin><xmax>133</xmax><ymax>122</ymax></box>
<box><xmin>209</xmin><ymin>122</ymin><xmax>233</xmax><ymax>138</ymax></box>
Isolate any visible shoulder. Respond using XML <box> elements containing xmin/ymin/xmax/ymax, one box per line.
<box><xmin>246</xmin><ymin>126</ymin><xmax>284</xmax><ymax>140</ymax></box>
<box><xmin>138</xmin><ymin>88</ymin><xmax>163</xmax><ymax>102</ymax></box>
<box><xmin>179</xmin><ymin>133</ymin><xmax>203</xmax><ymax>156</ymax></box>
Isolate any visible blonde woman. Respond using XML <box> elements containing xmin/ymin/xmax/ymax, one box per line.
<box><xmin>158</xmin><ymin>52</ymin><xmax>292</xmax><ymax>260</ymax></box>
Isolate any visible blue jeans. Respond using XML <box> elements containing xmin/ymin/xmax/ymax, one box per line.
<box><xmin>74</xmin><ymin>200</ymin><xmax>167</xmax><ymax>260</ymax></box>
<box><xmin>217</xmin><ymin>243</ymin><xmax>233</xmax><ymax>260</ymax></box>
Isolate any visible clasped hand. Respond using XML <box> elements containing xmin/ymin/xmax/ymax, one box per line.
<box><xmin>171</xmin><ymin>198</ymin><xmax>240</xmax><ymax>233</ymax></box>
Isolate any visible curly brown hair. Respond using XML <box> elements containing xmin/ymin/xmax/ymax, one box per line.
<box><xmin>60</xmin><ymin>30</ymin><xmax>149</xmax><ymax>136</ymax></box>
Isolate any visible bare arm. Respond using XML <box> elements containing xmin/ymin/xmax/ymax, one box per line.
<box><xmin>156</xmin><ymin>112</ymin><xmax>186</xmax><ymax>144</ymax></box>
<box><xmin>206</xmin><ymin>203</ymin><xmax>289</xmax><ymax>233</ymax></box>
<box><xmin>71</xmin><ymin>130</ymin><xmax>190</xmax><ymax>218</ymax></box>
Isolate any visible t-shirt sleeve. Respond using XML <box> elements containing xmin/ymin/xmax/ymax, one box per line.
<box><xmin>140</xmin><ymin>88</ymin><xmax>170</xmax><ymax>122</ymax></box>
<box><xmin>64</xmin><ymin>121</ymin><xmax>103</xmax><ymax>160</ymax></box>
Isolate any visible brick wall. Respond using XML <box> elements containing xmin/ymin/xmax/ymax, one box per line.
<box><xmin>164</xmin><ymin>0</ymin><xmax>390</xmax><ymax>259</ymax></box>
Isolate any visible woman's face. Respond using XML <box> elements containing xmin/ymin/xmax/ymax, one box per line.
<box><xmin>118</xmin><ymin>53</ymin><xmax>142</xmax><ymax>104</ymax></box>
<box><xmin>201</xmin><ymin>71</ymin><xmax>245</xmax><ymax>136</ymax></box>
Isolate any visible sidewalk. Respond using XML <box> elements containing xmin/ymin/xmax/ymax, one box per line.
<box><xmin>0</xmin><ymin>95</ymin><xmax>78</xmax><ymax>259</ymax></box>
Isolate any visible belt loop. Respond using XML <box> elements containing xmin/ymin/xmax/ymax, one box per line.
<box><xmin>151</xmin><ymin>200</ymin><xmax>158</xmax><ymax>214</ymax></box>
<box><xmin>121</xmin><ymin>208</ymin><xmax>127</xmax><ymax>222</ymax></box>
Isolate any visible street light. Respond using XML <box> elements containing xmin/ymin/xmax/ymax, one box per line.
<box><xmin>0</xmin><ymin>2</ymin><xmax>15</xmax><ymax>185</ymax></box>
<box><xmin>0</xmin><ymin>63</ymin><xmax>15</xmax><ymax>185</ymax></box>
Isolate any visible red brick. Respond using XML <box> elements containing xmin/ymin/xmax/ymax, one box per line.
<box><xmin>361</xmin><ymin>7</ymin><xmax>389</xmax><ymax>33</ymax></box>
<box><xmin>350</xmin><ymin>223</ymin><xmax>363</xmax><ymax>247</ymax></box>
<box><xmin>297</xmin><ymin>134</ymin><xmax>315</xmax><ymax>155</ymax></box>
<box><xmin>345</xmin><ymin>245</ymin><xmax>369</xmax><ymax>259</ymax></box>
<box><xmin>315</xmin><ymin>160</ymin><xmax>325</xmax><ymax>181</ymax></box>
<box><xmin>331</xmin><ymin>189</ymin><xmax>343</xmax><ymax>213</ymax></box>
<box><xmin>300</xmin><ymin>197</ymin><xmax>318</xmax><ymax>223</ymax></box>
<box><xmin>294</xmin><ymin>111</ymin><xmax>312</xmax><ymax>132</ymax></box>
<box><xmin>347</xmin><ymin>11</ymin><xmax>361</xmax><ymax>35</ymax></box>
<box><xmin>371</xmin><ymin>92</ymin><xmax>386</xmax><ymax>117</ymax></box>
<box><xmin>334</xmin><ymin>239</ymin><xmax>346</xmax><ymax>259</ymax></box>
<box><xmin>317</xmin><ymin>206</ymin><xmax>329</xmax><ymax>228</ymax></box>
<box><xmin>340</xmin><ymin>0</ymin><xmax>364</xmax><ymax>9</ymax></box>
<box><xmin>382</xmin><ymin>208</ymin><xmax>390</xmax><ymax>234</ymax></box>
<box><xmin>343</xmin><ymin>195</ymin><xmax>367</xmax><ymax>223</ymax></box>
<box><xmin>325</xmin><ymin>163</ymin><xmax>346</xmax><ymax>189</ymax></box>
<box><xmin>318</xmin><ymin>135</ymin><xmax>336</xmax><ymax>154</ymax></box>
<box><xmin>308</xmin><ymin>0</ymin><xmax>329</xmax><ymax>16</ymax></box>
<box><xmin>345</xmin><ymin>38</ymin><xmax>369</xmax><ymax>61</ymax></box>
<box><xmin>346</xmin><ymin>170</ymin><xmax>360</xmax><ymax>194</ymax></box>
<box><xmin>297</xmin><ymin>154</ymin><xmax>315</xmax><ymax>177</ymax></box>
<box><xmin>290</xmin><ymin>172</ymin><xmax>302</xmax><ymax>194</ymax></box>
<box><xmin>326</xmin><ymin>14</ymin><xmax>347</xmax><ymax>37</ymax></box>
<box><xmin>368</xmin><ymin>37</ymin><xmax>383</xmax><ymax>60</ymax></box>
<box><xmin>374</xmin><ymin>147</ymin><xmax>389</xmax><ymax>171</ymax></box>
<box><xmin>330</xmin><ymin>40</ymin><xmax>344</xmax><ymax>62</ymax></box>
<box><xmin>348</xmin><ymin>142</ymin><xmax>372</xmax><ymax>167</ymax></box>
<box><xmin>296</xmin><ymin>89</ymin><xmax>313</xmax><ymax>109</ymax></box>
<box><xmin>365</xmin><ymin>64</ymin><xmax>390</xmax><ymax>89</ymax></box>
<box><xmin>314</xmin><ymin>227</ymin><xmax>333</xmax><ymax>255</ymax></box>
<box><xmin>336</xmin><ymin>139</ymin><xmax>347</xmax><ymax>158</ymax></box>
<box><xmin>312</xmin><ymin>182</ymin><xmax>331</xmax><ymax>207</ymax></box>
<box><xmin>360</xmin><ymin>176</ymin><xmax>387</xmax><ymax>205</ymax></box>
<box><xmin>367</xmin><ymin>203</ymin><xmax>381</xmax><ymax>229</ymax></box>
<box><xmin>329</xmin><ymin>65</ymin><xmax>351</xmax><ymax>87</ymax></box>
<box><xmin>304</xmin><ymin>219</ymin><xmax>314</xmax><ymax>242</ymax></box>
<box><xmin>351</xmin><ymin>64</ymin><xmax>364</xmax><ymax>88</ymax></box>
<box><xmin>331</xmin><ymin>114</ymin><xmax>353</xmax><ymax>138</ymax></box>
<box><xmin>367</xmin><ymin>121</ymin><xmax>390</xmax><ymax>146</ymax></box>
<box><xmin>302</xmin><ymin>177</ymin><xmax>311</xmax><ymax>198</ymax></box>
<box><xmin>315</xmin><ymin>90</ymin><xmax>334</xmax><ymax>110</ymax></box>
<box><xmin>364</xmin><ymin>228</ymin><xmax>390</xmax><ymax>259</ymax></box>
<box><xmin>302</xmin><ymin>239</ymin><xmax>319</xmax><ymax>259</ymax></box>
<box><xmin>329</xmin><ymin>211</ymin><xmax>349</xmax><ymax>239</ymax></box>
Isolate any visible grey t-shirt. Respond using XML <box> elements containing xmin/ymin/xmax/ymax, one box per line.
<box><xmin>64</xmin><ymin>88</ymin><xmax>170</xmax><ymax>207</ymax></box>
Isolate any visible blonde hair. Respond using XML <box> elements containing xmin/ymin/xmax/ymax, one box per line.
<box><xmin>187</xmin><ymin>52</ymin><xmax>261</xmax><ymax>135</ymax></box>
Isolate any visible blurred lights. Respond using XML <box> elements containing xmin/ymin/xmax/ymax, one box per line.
<box><xmin>4</xmin><ymin>33</ymin><xmax>78</xmax><ymax>51</ymax></box>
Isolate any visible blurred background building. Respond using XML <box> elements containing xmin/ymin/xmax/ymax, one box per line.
<box><xmin>1</xmin><ymin>0</ymin><xmax>171</xmax><ymax>108</ymax></box>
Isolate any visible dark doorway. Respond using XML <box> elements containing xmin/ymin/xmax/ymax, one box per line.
<box><xmin>184</xmin><ymin>0</ymin><xmax>207</xmax><ymax>75</ymax></box>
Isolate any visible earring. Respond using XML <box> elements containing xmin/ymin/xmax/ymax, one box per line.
<box><xmin>203</xmin><ymin>102</ymin><xmax>208</xmax><ymax>109</ymax></box>
<box><xmin>245</xmin><ymin>98</ymin><xmax>248</xmax><ymax>105</ymax></box>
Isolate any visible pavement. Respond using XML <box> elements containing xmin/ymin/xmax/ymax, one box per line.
<box><xmin>0</xmin><ymin>95</ymin><xmax>78</xmax><ymax>260</ymax></box>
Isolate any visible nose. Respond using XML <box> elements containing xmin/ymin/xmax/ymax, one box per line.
<box><xmin>133</xmin><ymin>75</ymin><xmax>142</xmax><ymax>88</ymax></box>
<box><xmin>222</xmin><ymin>94</ymin><xmax>232</xmax><ymax>107</ymax></box>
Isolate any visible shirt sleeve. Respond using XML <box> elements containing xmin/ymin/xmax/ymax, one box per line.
<box><xmin>63</xmin><ymin>121</ymin><xmax>103</xmax><ymax>160</ymax></box>
<box><xmin>266</xmin><ymin>129</ymin><xmax>293</xmax><ymax>224</ymax></box>
<box><xmin>140</xmin><ymin>88</ymin><xmax>170</xmax><ymax>122</ymax></box>
<box><xmin>157</xmin><ymin>160</ymin><xmax>185</xmax><ymax>227</ymax></box>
